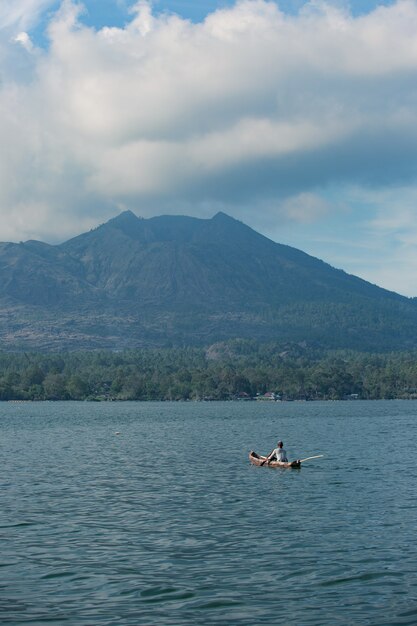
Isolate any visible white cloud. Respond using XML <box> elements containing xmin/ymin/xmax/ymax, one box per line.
<box><xmin>14</xmin><ymin>31</ymin><xmax>34</xmax><ymax>51</ymax></box>
<box><xmin>0</xmin><ymin>0</ymin><xmax>55</xmax><ymax>32</ymax></box>
<box><xmin>278</xmin><ymin>192</ymin><xmax>332</xmax><ymax>223</ymax></box>
<box><xmin>1</xmin><ymin>0</ymin><xmax>417</xmax><ymax>273</ymax></box>
<box><xmin>295</xmin><ymin>185</ymin><xmax>417</xmax><ymax>296</ymax></box>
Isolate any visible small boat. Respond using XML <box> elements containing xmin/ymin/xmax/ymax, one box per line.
<box><xmin>249</xmin><ymin>450</ymin><xmax>301</xmax><ymax>469</ymax></box>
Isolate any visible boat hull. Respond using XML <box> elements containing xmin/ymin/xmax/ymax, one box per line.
<box><xmin>249</xmin><ymin>450</ymin><xmax>301</xmax><ymax>469</ymax></box>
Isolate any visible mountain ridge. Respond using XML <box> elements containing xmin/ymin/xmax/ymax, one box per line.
<box><xmin>0</xmin><ymin>210</ymin><xmax>415</xmax><ymax>351</ymax></box>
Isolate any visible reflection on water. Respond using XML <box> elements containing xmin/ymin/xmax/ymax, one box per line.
<box><xmin>1</xmin><ymin>400</ymin><xmax>417</xmax><ymax>625</ymax></box>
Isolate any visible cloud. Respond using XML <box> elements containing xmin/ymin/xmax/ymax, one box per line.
<box><xmin>1</xmin><ymin>0</ymin><xmax>417</xmax><ymax>253</ymax></box>
<box><xmin>278</xmin><ymin>192</ymin><xmax>332</xmax><ymax>223</ymax></box>
<box><xmin>270</xmin><ymin>184</ymin><xmax>417</xmax><ymax>296</ymax></box>
<box><xmin>14</xmin><ymin>32</ymin><xmax>34</xmax><ymax>52</ymax></box>
<box><xmin>0</xmin><ymin>0</ymin><xmax>56</xmax><ymax>32</ymax></box>
<box><xmin>363</xmin><ymin>187</ymin><xmax>417</xmax><ymax>293</ymax></box>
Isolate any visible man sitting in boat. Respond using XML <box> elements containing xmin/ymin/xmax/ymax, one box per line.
<box><xmin>266</xmin><ymin>441</ymin><xmax>288</xmax><ymax>464</ymax></box>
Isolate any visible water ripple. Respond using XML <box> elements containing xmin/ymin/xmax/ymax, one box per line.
<box><xmin>1</xmin><ymin>400</ymin><xmax>417</xmax><ymax>625</ymax></box>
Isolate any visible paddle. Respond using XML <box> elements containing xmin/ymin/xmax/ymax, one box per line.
<box><xmin>259</xmin><ymin>452</ymin><xmax>324</xmax><ymax>466</ymax></box>
<box><xmin>260</xmin><ymin>451</ymin><xmax>274</xmax><ymax>466</ymax></box>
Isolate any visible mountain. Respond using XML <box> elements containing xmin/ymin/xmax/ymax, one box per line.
<box><xmin>0</xmin><ymin>210</ymin><xmax>416</xmax><ymax>351</ymax></box>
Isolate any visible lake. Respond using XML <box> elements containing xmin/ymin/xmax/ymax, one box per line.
<box><xmin>1</xmin><ymin>400</ymin><xmax>417</xmax><ymax>625</ymax></box>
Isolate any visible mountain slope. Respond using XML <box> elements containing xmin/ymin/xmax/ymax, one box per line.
<box><xmin>0</xmin><ymin>211</ymin><xmax>415</xmax><ymax>351</ymax></box>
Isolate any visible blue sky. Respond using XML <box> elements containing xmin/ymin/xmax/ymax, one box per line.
<box><xmin>1</xmin><ymin>0</ymin><xmax>417</xmax><ymax>296</ymax></box>
<box><xmin>29</xmin><ymin>1</ymin><xmax>397</xmax><ymax>45</ymax></box>
<box><xmin>30</xmin><ymin>1</ymin><xmax>398</xmax><ymax>31</ymax></box>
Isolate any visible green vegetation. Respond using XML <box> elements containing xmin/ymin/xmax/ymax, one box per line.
<box><xmin>1</xmin><ymin>340</ymin><xmax>417</xmax><ymax>401</ymax></box>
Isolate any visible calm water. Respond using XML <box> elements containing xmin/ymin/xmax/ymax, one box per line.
<box><xmin>1</xmin><ymin>400</ymin><xmax>417</xmax><ymax>625</ymax></box>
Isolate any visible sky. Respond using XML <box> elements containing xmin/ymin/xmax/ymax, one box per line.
<box><xmin>1</xmin><ymin>1</ymin><xmax>417</xmax><ymax>296</ymax></box>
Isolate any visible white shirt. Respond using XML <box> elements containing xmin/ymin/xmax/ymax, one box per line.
<box><xmin>272</xmin><ymin>447</ymin><xmax>288</xmax><ymax>462</ymax></box>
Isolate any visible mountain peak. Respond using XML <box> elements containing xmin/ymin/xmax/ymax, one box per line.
<box><xmin>212</xmin><ymin>211</ymin><xmax>230</xmax><ymax>219</ymax></box>
<box><xmin>212</xmin><ymin>211</ymin><xmax>239</xmax><ymax>223</ymax></box>
<box><xmin>109</xmin><ymin>210</ymin><xmax>141</xmax><ymax>225</ymax></box>
<box><xmin>104</xmin><ymin>210</ymin><xmax>146</xmax><ymax>238</ymax></box>
<box><xmin>0</xmin><ymin>210</ymin><xmax>414</xmax><ymax>351</ymax></box>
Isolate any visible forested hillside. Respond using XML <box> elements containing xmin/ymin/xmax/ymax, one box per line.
<box><xmin>2</xmin><ymin>341</ymin><xmax>417</xmax><ymax>401</ymax></box>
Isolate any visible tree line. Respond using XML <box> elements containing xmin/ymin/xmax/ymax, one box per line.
<box><xmin>1</xmin><ymin>340</ymin><xmax>417</xmax><ymax>401</ymax></box>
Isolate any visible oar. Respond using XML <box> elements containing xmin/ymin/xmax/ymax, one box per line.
<box><xmin>260</xmin><ymin>451</ymin><xmax>273</xmax><ymax>466</ymax></box>
<box><xmin>299</xmin><ymin>454</ymin><xmax>324</xmax><ymax>463</ymax></box>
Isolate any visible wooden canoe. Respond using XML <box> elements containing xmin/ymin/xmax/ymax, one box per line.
<box><xmin>249</xmin><ymin>450</ymin><xmax>301</xmax><ymax>469</ymax></box>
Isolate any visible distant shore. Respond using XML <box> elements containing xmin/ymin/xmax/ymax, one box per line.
<box><xmin>1</xmin><ymin>341</ymin><xmax>417</xmax><ymax>402</ymax></box>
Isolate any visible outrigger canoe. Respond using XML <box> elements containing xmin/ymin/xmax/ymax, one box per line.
<box><xmin>249</xmin><ymin>450</ymin><xmax>301</xmax><ymax>469</ymax></box>
<box><xmin>249</xmin><ymin>451</ymin><xmax>324</xmax><ymax>468</ymax></box>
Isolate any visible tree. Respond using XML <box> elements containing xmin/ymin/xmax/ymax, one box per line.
<box><xmin>43</xmin><ymin>373</ymin><xmax>67</xmax><ymax>400</ymax></box>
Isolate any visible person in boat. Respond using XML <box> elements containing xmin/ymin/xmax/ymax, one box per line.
<box><xmin>266</xmin><ymin>440</ymin><xmax>288</xmax><ymax>464</ymax></box>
